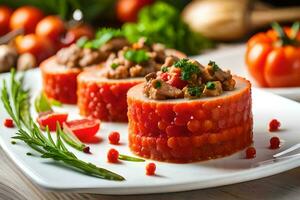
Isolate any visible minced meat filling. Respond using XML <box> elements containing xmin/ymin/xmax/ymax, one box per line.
<box><xmin>104</xmin><ymin>38</ymin><xmax>168</xmax><ymax>79</ymax></box>
<box><xmin>144</xmin><ymin>58</ymin><xmax>236</xmax><ymax>100</ymax></box>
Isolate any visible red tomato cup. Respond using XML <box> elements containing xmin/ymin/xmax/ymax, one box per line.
<box><xmin>127</xmin><ymin>76</ymin><xmax>253</xmax><ymax>163</ymax></box>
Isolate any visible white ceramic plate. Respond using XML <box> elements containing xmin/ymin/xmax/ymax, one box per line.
<box><xmin>1</xmin><ymin>69</ymin><xmax>300</xmax><ymax>195</ymax></box>
<box><xmin>194</xmin><ymin>45</ymin><xmax>300</xmax><ymax>101</ymax></box>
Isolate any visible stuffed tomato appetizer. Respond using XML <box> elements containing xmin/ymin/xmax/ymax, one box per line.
<box><xmin>41</xmin><ymin>29</ymin><xmax>130</xmax><ymax>104</ymax></box>
<box><xmin>127</xmin><ymin>58</ymin><xmax>253</xmax><ymax>163</ymax></box>
<box><xmin>77</xmin><ymin>38</ymin><xmax>186</xmax><ymax>122</ymax></box>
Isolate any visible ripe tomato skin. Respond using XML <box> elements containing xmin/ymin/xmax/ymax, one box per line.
<box><xmin>264</xmin><ymin>47</ymin><xmax>300</xmax><ymax>87</ymax></box>
<box><xmin>108</xmin><ymin>131</ymin><xmax>120</xmax><ymax>145</ymax></box>
<box><xmin>4</xmin><ymin>118</ymin><xmax>14</xmax><ymax>128</ymax></box>
<box><xmin>37</xmin><ymin>112</ymin><xmax>68</xmax><ymax>131</ymax></box>
<box><xmin>16</xmin><ymin>34</ymin><xmax>55</xmax><ymax>63</ymax></box>
<box><xmin>64</xmin><ymin>119</ymin><xmax>100</xmax><ymax>142</ymax></box>
<box><xmin>36</xmin><ymin>15</ymin><xmax>65</xmax><ymax>43</ymax></box>
<box><xmin>246</xmin><ymin>26</ymin><xmax>300</xmax><ymax>87</ymax></box>
<box><xmin>61</xmin><ymin>24</ymin><xmax>94</xmax><ymax>47</ymax></box>
<box><xmin>145</xmin><ymin>163</ymin><xmax>156</xmax><ymax>175</ymax></box>
<box><xmin>0</xmin><ymin>6</ymin><xmax>13</xmax><ymax>36</ymax></box>
<box><xmin>10</xmin><ymin>6</ymin><xmax>44</xmax><ymax>34</ymax></box>
<box><xmin>116</xmin><ymin>0</ymin><xmax>153</xmax><ymax>22</ymax></box>
<box><xmin>107</xmin><ymin>148</ymin><xmax>119</xmax><ymax>163</ymax></box>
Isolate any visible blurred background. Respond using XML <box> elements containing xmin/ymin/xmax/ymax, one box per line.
<box><xmin>0</xmin><ymin>0</ymin><xmax>300</xmax><ymax>72</ymax></box>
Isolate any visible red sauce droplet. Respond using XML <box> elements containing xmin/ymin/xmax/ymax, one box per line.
<box><xmin>108</xmin><ymin>131</ymin><xmax>120</xmax><ymax>145</ymax></box>
<box><xmin>146</xmin><ymin>162</ymin><xmax>156</xmax><ymax>176</ymax></box>
<box><xmin>4</xmin><ymin>118</ymin><xmax>14</xmax><ymax>128</ymax></box>
<box><xmin>107</xmin><ymin>148</ymin><xmax>119</xmax><ymax>163</ymax></box>
<box><xmin>245</xmin><ymin>147</ymin><xmax>256</xmax><ymax>159</ymax></box>
<box><xmin>269</xmin><ymin>119</ymin><xmax>280</xmax><ymax>132</ymax></box>
<box><xmin>270</xmin><ymin>137</ymin><xmax>280</xmax><ymax>149</ymax></box>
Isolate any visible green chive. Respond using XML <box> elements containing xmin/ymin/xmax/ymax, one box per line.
<box><xmin>206</xmin><ymin>82</ymin><xmax>215</xmax><ymax>90</ymax></box>
<box><xmin>119</xmin><ymin>154</ymin><xmax>145</xmax><ymax>162</ymax></box>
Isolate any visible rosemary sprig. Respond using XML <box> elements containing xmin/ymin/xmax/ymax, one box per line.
<box><xmin>1</xmin><ymin>70</ymin><xmax>125</xmax><ymax>181</ymax></box>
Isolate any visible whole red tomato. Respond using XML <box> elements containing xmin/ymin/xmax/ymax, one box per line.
<box><xmin>36</xmin><ymin>15</ymin><xmax>65</xmax><ymax>42</ymax></box>
<box><xmin>245</xmin><ymin>22</ymin><xmax>300</xmax><ymax>87</ymax></box>
<box><xmin>0</xmin><ymin>6</ymin><xmax>12</xmax><ymax>36</ymax></box>
<box><xmin>16</xmin><ymin>34</ymin><xmax>55</xmax><ymax>63</ymax></box>
<box><xmin>116</xmin><ymin>0</ymin><xmax>153</xmax><ymax>22</ymax></box>
<box><xmin>10</xmin><ymin>6</ymin><xmax>44</xmax><ymax>34</ymax></box>
<box><xmin>61</xmin><ymin>24</ymin><xmax>94</xmax><ymax>47</ymax></box>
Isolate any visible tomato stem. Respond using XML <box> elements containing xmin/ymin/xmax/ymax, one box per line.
<box><xmin>271</xmin><ymin>22</ymin><xmax>299</xmax><ymax>46</ymax></box>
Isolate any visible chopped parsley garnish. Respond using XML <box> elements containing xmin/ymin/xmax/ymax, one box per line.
<box><xmin>206</xmin><ymin>82</ymin><xmax>215</xmax><ymax>90</ymax></box>
<box><xmin>174</xmin><ymin>58</ymin><xmax>200</xmax><ymax>81</ymax></box>
<box><xmin>111</xmin><ymin>63</ymin><xmax>119</xmax><ymax>70</ymax></box>
<box><xmin>77</xmin><ymin>28</ymin><xmax>123</xmax><ymax>49</ymax></box>
<box><xmin>161</xmin><ymin>66</ymin><xmax>169</xmax><ymax>72</ymax></box>
<box><xmin>208</xmin><ymin>60</ymin><xmax>220</xmax><ymax>71</ymax></box>
<box><xmin>76</xmin><ymin>37</ymin><xmax>89</xmax><ymax>48</ymax></box>
<box><xmin>188</xmin><ymin>86</ymin><xmax>203</xmax><ymax>97</ymax></box>
<box><xmin>154</xmin><ymin>81</ymin><xmax>162</xmax><ymax>89</ymax></box>
<box><xmin>124</xmin><ymin>50</ymin><xmax>149</xmax><ymax>63</ymax></box>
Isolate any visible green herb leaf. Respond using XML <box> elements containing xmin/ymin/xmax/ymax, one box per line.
<box><xmin>208</xmin><ymin>60</ymin><xmax>219</xmax><ymax>71</ymax></box>
<box><xmin>76</xmin><ymin>37</ymin><xmax>89</xmax><ymax>48</ymax></box>
<box><xmin>34</xmin><ymin>92</ymin><xmax>53</xmax><ymax>113</ymax></box>
<box><xmin>161</xmin><ymin>66</ymin><xmax>169</xmax><ymax>72</ymax></box>
<box><xmin>124</xmin><ymin>50</ymin><xmax>149</xmax><ymax>63</ymax></box>
<box><xmin>60</xmin><ymin>122</ymin><xmax>87</xmax><ymax>152</ymax></box>
<box><xmin>188</xmin><ymin>86</ymin><xmax>203</xmax><ymax>97</ymax></box>
<box><xmin>154</xmin><ymin>81</ymin><xmax>162</xmax><ymax>89</ymax></box>
<box><xmin>111</xmin><ymin>63</ymin><xmax>119</xmax><ymax>70</ymax></box>
<box><xmin>174</xmin><ymin>59</ymin><xmax>200</xmax><ymax>81</ymax></box>
<box><xmin>206</xmin><ymin>82</ymin><xmax>215</xmax><ymax>90</ymax></box>
<box><xmin>119</xmin><ymin>154</ymin><xmax>145</xmax><ymax>162</ymax></box>
<box><xmin>49</xmin><ymin>99</ymin><xmax>62</xmax><ymax>107</ymax></box>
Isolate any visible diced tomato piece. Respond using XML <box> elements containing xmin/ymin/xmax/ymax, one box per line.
<box><xmin>146</xmin><ymin>162</ymin><xmax>156</xmax><ymax>175</ymax></box>
<box><xmin>107</xmin><ymin>148</ymin><xmax>119</xmax><ymax>163</ymax></box>
<box><xmin>245</xmin><ymin>147</ymin><xmax>256</xmax><ymax>159</ymax></box>
<box><xmin>269</xmin><ymin>119</ymin><xmax>280</xmax><ymax>132</ymax></box>
<box><xmin>4</xmin><ymin>118</ymin><xmax>14</xmax><ymax>128</ymax></box>
<box><xmin>108</xmin><ymin>131</ymin><xmax>120</xmax><ymax>145</ymax></box>
<box><xmin>167</xmin><ymin>73</ymin><xmax>187</xmax><ymax>89</ymax></box>
<box><xmin>37</xmin><ymin>112</ymin><xmax>68</xmax><ymax>131</ymax></box>
<box><xmin>160</xmin><ymin>72</ymin><xmax>170</xmax><ymax>81</ymax></box>
<box><xmin>64</xmin><ymin>118</ymin><xmax>100</xmax><ymax>142</ymax></box>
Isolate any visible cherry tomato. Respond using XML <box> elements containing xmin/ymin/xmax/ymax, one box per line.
<box><xmin>64</xmin><ymin>118</ymin><xmax>100</xmax><ymax>142</ymax></box>
<box><xmin>245</xmin><ymin>147</ymin><xmax>256</xmax><ymax>159</ymax></box>
<box><xmin>36</xmin><ymin>15</ymin><xmax>65</xmax><ymax>43</ymax></box>
<box><xmin>4</xmin><ymin>118</ymin><xmax>14</xmax><ymax>128</ymax></box>
<box><xmin>107</xmin><ymin>148</ymin><xmax>119</xmax><ymax>163</ymax></box>
<box><xmin>16</xmin><ymin>34</ymin><xmax>55</xmax><ymax>63</ymax></box>
<box><xmin>37</xmin><ymin>112</ymin><xmax>68</xmax><ymax>131</ymax></box>
<box><xmin>270</xmin><ymin>136</ymin><xmax>280</xmax><ymax>149</ymax></box>
<box><xmin>245</xmin><ymin>23</ymin><xmax>300</xmax><ymax>87</ymax></box>
<box><xmin>61</xmin><ymin>24</ymin><xmax>94</xmax><ymax>47</ymax></box>
<box><xmin>0</xmin><ymin>6</ymin><xmax>13</xmax><ymax>36</ymax></box>
<box><xmin>145</xmin><ymin>162</ymin><xmax>156</xmax><ymax>175</ymax></box>
<box><xmin>108</xmin><ymin>131</ymin><xmax>120</xmax><ymax>145</ymax></box>
<box><xmin>269</xmin><ymin>119</ymin><xmax>281</xmax><ymax>132</ymax></box>
<box><xmin>10</xmin><ymin>6</ymin><xmax>44</xmax><ymax>34</ymax></box>
<box><xmin>116</xmin><ymin>0</ymin><xmax>153</xmax><ymax>22</ymax></box>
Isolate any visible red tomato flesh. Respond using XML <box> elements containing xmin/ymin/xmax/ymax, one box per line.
<box><xmin>37</xmin><ymin>112</ymin><xmax>68</xmax><ymax>131</ymax></box>
<box><xmin>4</xmin><ymin>118</ymin><xmax>14</xmax><ymax>128</ymax></box>
<box><xmin>64</xmin><ymin>118</ymin><xmax>100</xmax><ymax>142</ymax></box>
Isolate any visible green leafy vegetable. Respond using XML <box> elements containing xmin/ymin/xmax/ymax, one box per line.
<box><xmin>1</xmin><ymin>70</ymin><xmax>125</xmax><ymax>181</ymax></box>
<box><xmin>61</xmin><ymin>123</ymin><xmax>89</xmax><ymax>152</ymax></box>
<box><xmin>76</xmin><ymin>37</ymin><xmax>89</xmax><ymax>48</ymax></box>
<box><xmin>206</xmin><ymin>82</ymin><xmax>215</xmax><ymax>90</ymax></box>
<box><xmin>161</xmin><ymin>66</ymin><xmax>169</xmax><ymax>72</ymax></box>
<box><xmin>122</xmin><ymin>1</ymin><xmax>214</xmax><ymax>55</ymax></box>
<box><xmin>34</xmin><ymin>92</ymin><xmax>53</xmax><ymax>113</ymax></box>
<box><xmin>124</xmin><ymin>50</ymin><xmax>149</xmax><ymax>63</ymax></box>
<box><xmin>174</xmin><ymin>58</ymin><xmax>200</xmax><ymax>81</ymax></box>
<box><xmin>119</xmin><ymin>154</ymin><xmax>145</xmax><ymax>162</ymax></box>
<box><xmin>188</xmin><ymin>86</ymin><xmax>203</xmax><ymax>97</ymax></box>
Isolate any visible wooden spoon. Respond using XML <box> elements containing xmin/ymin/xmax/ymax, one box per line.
<box><xmin>182</xmin><ymin>0</ymin><xmax>300</xmax><ymax>41</ymax></box>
